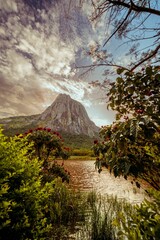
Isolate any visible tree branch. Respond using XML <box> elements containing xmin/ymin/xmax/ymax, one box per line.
<box><xmin>76</xmin><ymin>63</ymin><xmax>129</xmax><ymax>70</ymax></box>
<box><xmin>130</xmin><ymin>44</ymin><xmax>160</xmax><ymax>71</ymax></box>
<box><xmin>108</xmin><ymin>0</ymin><xmax>160</xmax><ymax>16</ymax></box>
<box><xmin>103</xmin><ymin>7</ymin><xmax>132</xmax><ymax>46</ymax></box>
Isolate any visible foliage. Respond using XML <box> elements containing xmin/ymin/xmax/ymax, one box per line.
<box><xmin>86</xmin><ymin>192</ymin><xmax>117</xmax><ymax>240</ymax></box>
<box><xmin>108</xmin><ymin>65</ymin><xmax>160</xmax><ymax>123</ymax></box>
<box><xmin>114</xmin><ymin>189</ymin><xmax>160</xmax><ymax>240</ymax></box>
<box><xmin>61</xmin><ymin>131</ymin><xmax>99</xmax><ymax>149</ymax></box>
<box><xmin>0</xmin><ymin>128</ymin><xmax>87</xmax><ymax>240</ymax></box>
<box><xmin>77</xmin><ymin>191</ymin><xmax>160</xmax><ymax>240</ymax></box>
<box><xmin>0</xmin><ymin>127</ymin><xmax>53</xmax><ymax>239</ymax></box>
<box><xmin>93</xmin><ymin>65</ymin><xmax>160</xmax><ymax>190</ymax></box>
<box><xmin>77</xmin><ymin>191</ymin><xmax>136</xmax><ymax>240</ymax></box>
<box><xmin>1</xmin><ymin>124</ymin><xmax>97</xmax><ymax>149</ymax></box>
<box><xmin>93</xmin><ymin>119</ymin><xmax>160</xmax><ymax>190</ymax></box>
<box><xmin>92</xmin><ymin>64</ymin><xmax>160</xmax><ymax>238</ymax></box>
<box><xmin>46</xmin><ymin>178</ymin><xmax>86</xmax><ymax>227</ymax></box>
<box><xmin>72</xmin><ymin>148</ymin><xmax>94</xmax><ymax>157</ymax></box>
<box><xmin>41</xmin><ymin>162</ymin><xmax>70</xmax><ymax>183</ymax></box>
<box><xmin>20</xmin><ymin>127</ymin><xmax>71</xmax><ymax>167</ymax></box>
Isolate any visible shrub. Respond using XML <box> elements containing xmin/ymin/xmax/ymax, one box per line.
<box><xmin>41</xmin><ymin>162</ymin><xmax>70</xmax><ymax>183</ymax></box>
<box><xmin>114</xmin><ymin>189</ymin><xmax>160</xmax><ymax>240</ymax></box>
<box><xmin>0</xmin><ymin>128</ymin><xmax>86</xmax><ymax>239</ymax></box>
<box><xmin>72</xmin><ymin>148</ymin><xmax>93</xmax><ymax>157</ymax></box>
<box><xmin>0</xmin><ymin>128</ymin><xmax>53</xmax><ymax>239</ymax></box>
<box><xmin>21</xmin><ymin>128</ymin><xmax>71</xmax><ymax>167</ymax></box>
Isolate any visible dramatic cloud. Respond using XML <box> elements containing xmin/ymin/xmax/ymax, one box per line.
<box><xmin>0</xmin><ymin>0</ymin><xmax>115</xmax><ymax>126</ymax></box>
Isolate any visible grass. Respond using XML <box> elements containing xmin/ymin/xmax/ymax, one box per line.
<box><xmin>69</xmin><ymin>156</ymin><xmax>96</xmax><ymax>160</ymax></box>
<box><xmin>73</xmin><ymin>191</ymin><xmax>135</xmax><ymax>240</ymax></box>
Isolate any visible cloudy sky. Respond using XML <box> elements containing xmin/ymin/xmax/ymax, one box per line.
<box><xmin>0</xmin><ymin>0</ymin><xmax>117</xmax><ymax>126</ymax></box>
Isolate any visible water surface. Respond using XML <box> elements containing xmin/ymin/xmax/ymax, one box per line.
<box><xmin>62</xmin><ymin>160</ymin><xmax>149</xmax><ymax>204</ymax></box>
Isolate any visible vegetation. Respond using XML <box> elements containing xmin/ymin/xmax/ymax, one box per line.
<box><xmin>93</xmin><ymin>65</ymin><xmax>160</xmax><ymax>190</ymax></box>
<box><xmin>72</xmin><ymin>148</ymin><xmax>94</xmax><ymax>157</ymax></box>
<box><xmin>80</xmin><ymin>3</ymin><xmax>160</xmax><ymax>237</ymax></box>
<box><xmin>115</xmin><ymin>189</ymin><xmax>160</xmax><ymax>240</ymax></box>
<box><xmin>92</xmin><ymin>64</ymin><xmax>160</xmax><ymax>239</ymax></box>
<box><xmin>56</xmin><ymin>131</ymin><xmax>99</xmax><ymax>149</ymax></box>
<box><xmin>0</xmin><ymin>127</ymin><xmax>86</xmax><ymax>240</ymax></box>
<box><xmin>24</xmin><ymin>128</ymin><xmax>71</xmax><ymax>165</ymax></box>
<box><xmin>0</xmin><ymin>124</ymin><xmax>97</xmax><ymax>150</ymax></box>
<box><xmin>76</xmin><ymin>191</ymin><xmax>160</xmax><ymax>240</ymax></box>
<box><xmin>107</xmin><ymin>66</ymin><xmax>160</xmax><ymax>122</ymax></box>
<box><xmin>1</xmin><ymin>1</ymin><xmax>160</xmax><ymax>239</ymax></box>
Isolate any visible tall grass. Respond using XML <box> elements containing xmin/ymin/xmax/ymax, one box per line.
<box><xmin>74</xmin><ymin>191</ymin><xmax>135</xmax><ymax>240</ymax></box>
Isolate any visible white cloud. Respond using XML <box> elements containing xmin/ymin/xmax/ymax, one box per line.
<box><xmin>0</xmin><ymin>0</ymin><xmax>115</xmax><ymax>126</ymax></box>
<box><xmin>0</xmin><ymin>0</ymin><xmax>18</xmax><ymax>12</ymax></box>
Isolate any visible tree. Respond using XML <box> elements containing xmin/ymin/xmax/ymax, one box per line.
<box><xmin>23</xmin><ymin>127</ymin><xmax>71</xmax><ymax>183</ymax></box>
<box><xmin>81</xmin><ymin>0</ymin><xmax>160</xmax><ymax>73</ymax></box>
<box><xmin>21</xmin><ymin>127</ymin><xmax>70</xmax><ymax>168</ymax></box>
<box><xmin>93</xmin><ymin>65</ymin><xmax>160</xmax><ymax>190</ymax></box>
<box><xmin>108</xmin><ymin>65</ymin><xmax>160</xmax><ymax>123</ymax></box>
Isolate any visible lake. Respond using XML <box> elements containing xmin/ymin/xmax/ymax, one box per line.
<box><xmin>61</xmin><ymin>159</ymin><xmax>149</xmax><ymax>204</ymax></box>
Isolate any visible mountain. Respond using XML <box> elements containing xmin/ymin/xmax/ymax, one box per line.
<box><xmin>38</xmin><ymin>94</ymin><xmax>99</xmax><ymax>136</ymax></box>
<box><xmin>0</xmin><ymin>94</ymin><xmax>99</xmax><ymax>138</ymax></box>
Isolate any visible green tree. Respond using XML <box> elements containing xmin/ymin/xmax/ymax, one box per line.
<box><xmin>24</xmin><ymin>127</ymin><xmax>70</xmax><ymax>168</ymax></box>
<box><xmin>93</xmin><ymin>65</ymin><xmax>160</xmax><ymax>190</ymax></box>
<box><xmin>92</xmin><ymin>65</ymin><xmax>160</xmax><ymax>239</ymax></box>
<box><xmin>108</xmin><ymin>65</ymin><xmax>160</xmax><ymax>123</ymax></box>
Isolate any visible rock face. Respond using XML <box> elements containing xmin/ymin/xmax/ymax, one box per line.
<box><xmin>0</xmin><ymin>94</ymin><xmax>99</xmax><ymax>137</ymax></box>
<box><xmin>38</xmin><ymin>94</ymin><xmax>99</xmax><ymax>137</ymax></box>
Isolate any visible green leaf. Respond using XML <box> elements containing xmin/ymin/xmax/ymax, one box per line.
<box><xmin>117</xmin><ymin>77</ymin><xmax>123</xmax><ymax>84</ymax></box>
<box><xmin>117</xmin><ymin>68</ymin><xmax>125</xmax><ymax>74</ymax></box>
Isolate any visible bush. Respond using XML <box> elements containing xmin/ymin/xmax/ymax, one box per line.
<box><xmin>115</xmin><ymin>189</ymin><xmax>160</xmax><ymax>240</ymax></box>
<box><xmin>41</xmin><ymin>162</ymin><xmax>70</xmax><ymax>183</ymax></box>
<box><xmin>0</xmin><ymin>128</ymin><xmax>53</xmax><ymax>239</ymax></box>
<box><xmin>0</xmin><ymin>128</ymin><xmax>86</xmax><ymax>239</ymax></box>
<box><xmin>72</xmin><ymin>148</ymin><xmax>93</xmax><ymax>157</ymax></box>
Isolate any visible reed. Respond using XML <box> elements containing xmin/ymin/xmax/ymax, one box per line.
<box><xmin>75</xmin><ymin>191</ymin><xmax>134</xmax><ymax>240</ymax></box>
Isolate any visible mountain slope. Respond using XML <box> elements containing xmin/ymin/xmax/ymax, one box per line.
<box><xmin>0</xmin><ymin>94</ymin><xmax>99</xmax><ymax>138</ymax></box>
<box><xmin>38</xmin><ymin>94</ymin><xmax>99</xmax><ymax>136</ymax></box>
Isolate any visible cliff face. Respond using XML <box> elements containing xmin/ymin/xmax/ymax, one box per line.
<box><xmin>38</xmin><ymin>94</ymin><xmax>99</xmax><ymax>137</ymax></box>
<box><xmin>0</xmin><ymin>94</ymin><xmax>99</xmax><ymax>137</ymax></box>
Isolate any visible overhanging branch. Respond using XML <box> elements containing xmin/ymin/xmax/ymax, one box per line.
<box><xmin>130</xmin><ymin>44</ymin><xmax>160</xmax><ymax>71</ymax></box>
<box><xmin>109</xmin><ymin>0</ymin><xmax>160</xmax><ymax>16</ymax></box>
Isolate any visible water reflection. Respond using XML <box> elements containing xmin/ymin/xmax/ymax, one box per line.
<box><xmin>62</xmin><ymin>160</ymin><xmax>149</xmax><ymax>204</ymax></box>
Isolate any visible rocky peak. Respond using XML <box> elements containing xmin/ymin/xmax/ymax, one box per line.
<box><xmin>39</xmin><ymin>94</ymin><xmax>99</xmax><ymax>137</ymax></box>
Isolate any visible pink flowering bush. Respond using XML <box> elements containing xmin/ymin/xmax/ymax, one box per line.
<box><xmin>16</xmin><ymin>127</ymin><xmax>71</xmax><ymax>183</ymax></box>
<box><xmin>18</xmin><ymin>127</ymin><xmax>70</xmax><ymax>166</ymax></box>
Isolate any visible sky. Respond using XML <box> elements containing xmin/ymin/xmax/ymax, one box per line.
<box><xmin>0</xmin><ymin>0</ymin><xmax>117</xmax><ymax>127</ymax></box>
<box><xmin>1</xmin><ymin>0</ymin><xmax>158</xmax><ymax>127</ymax></box>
